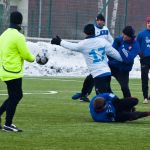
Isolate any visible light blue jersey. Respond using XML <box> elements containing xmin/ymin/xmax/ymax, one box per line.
<box><xmin>61</xmin><ymin>36</ymin><xmax>122</xmax><ymax>78</ymax></box>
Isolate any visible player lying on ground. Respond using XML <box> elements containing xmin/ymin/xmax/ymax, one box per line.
<box><xmin>89</xmin><ymin>93</ymin><xmax>150</xmax><ymax>122</ymax></box>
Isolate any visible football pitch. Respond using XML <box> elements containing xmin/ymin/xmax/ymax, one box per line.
<box><xmin>0</xmin><ymin>77</ymin><xmax>150</xmax><ymax>150</ymax></box>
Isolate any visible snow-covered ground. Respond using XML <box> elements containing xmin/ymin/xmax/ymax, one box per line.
<box><xmin>25</xmin><ymin>41</ymin><xmax>145</xmax><ymax>78</ymax></box>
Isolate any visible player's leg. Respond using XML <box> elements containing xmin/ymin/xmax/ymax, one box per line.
<box><xmin>94</xmin><ymin>75</ymin><xmax>112</xmax><ymax>94</ymax></box>
<box><xmin>3</xmin><ymin>78</ymin><xmax>23</xmax><ymax>132</ymax></box>
<box><xmin>113</xmin><ymin>97</ymin><xmax>138</xmax><ymax>112</ymax></box>
<box><xmin>112</xmin><ymin>68</ymin><xmax>131</xmax><ymax>98</ymax></box>
<box><xmin>72</xmin><ymin>74</ymin><xmax>94</xmax><ymax>102</ymax></box>
<box><xmin>81</xmin><ymin>74</ymin><xmax>94</xmax><ymax>96</ymax></box>
<box><xmin>0</xmin><ymin>100</ymin><xmax>9</xmax><ymax>117</ymax></box>
<box><xmin>115</xmin><ymin>111</ymin><xmax>150</xmax><ymax>122</ymax></box>
<box><xmin>141</xmin><ymin>61</ymin><xmax>149</xmax><ymax>103</ymax></box>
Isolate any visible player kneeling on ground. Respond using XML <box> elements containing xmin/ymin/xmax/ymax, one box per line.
<box><xmin>89</xmin><ymin>93</ymin><xmax>150</xmax><ymax>122</ymax></box>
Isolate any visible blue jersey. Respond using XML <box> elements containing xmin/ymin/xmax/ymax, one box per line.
<box><xmin>137</xmin><ymin>29</ymin><xmax>150</xmax><ymax>57</ymax></box>
<box><xmin>108</xmin><ymin>36</ymin><xmax>140</xmax><ymax>71</ymax></box>
<box><xmin>89</xmin><ymin>93</ymin><xmax>117</xmax><ymax>122</ymax></box>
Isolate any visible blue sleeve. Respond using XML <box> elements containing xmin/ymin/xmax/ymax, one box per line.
<box><xmin>119</xmin><ymin>42</ymin><xmax>140</xmax><ymax>64</ymax></box>
<box><xmin>136</xmin><ymin>32</ymin><xmax>142</xmax><ymax>48</ymax></box>
<box><xmin>136</xmin><ymin>32</ymin><xmax>144</xmax><ymax>57</ymax></box>
<box><xmin>112</xmin><ymin>36</ymin><xmax>122</xmax><ymax>50</ymax></box>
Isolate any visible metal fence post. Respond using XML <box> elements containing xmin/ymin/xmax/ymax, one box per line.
<box><xmin>124</xmin><ymin>0</ymin><xmax>128</xmax><ymax>27</ymax></box>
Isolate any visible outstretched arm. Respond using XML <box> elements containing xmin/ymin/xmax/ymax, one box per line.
<box><xmin>51</xmin><ymin>36</ymin><xmax>82</xmax><ymax>52</ymax></box>
<box><xmin>61</xmin><ymin>40</ymin><xmax>82</xmax><ymax>52</ymax></box>
<box><xmin>105</xmin><ymin>41</ymin><xmax>123</xmax><ymax>62</ymax></box>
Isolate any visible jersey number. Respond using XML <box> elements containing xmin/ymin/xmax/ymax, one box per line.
<box><xmin>89</xmin><ymin>47</ymin><xmax>105</xmax><ymax>63</ymax></box>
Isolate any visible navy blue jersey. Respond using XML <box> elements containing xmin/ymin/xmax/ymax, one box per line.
<box><xmin>108</xmin><ymin>36</ymin><xmax>140</xmax><ymax>71</ymax></box>
<box><xmin>137</xmin><ymin>29</ymin><xmax>150</xmax><ymax>57</ymax></box>
<box><xmin>89</xmin><ymin>93</ymin><xmax>117</xmax><ymax>122</ymax></box>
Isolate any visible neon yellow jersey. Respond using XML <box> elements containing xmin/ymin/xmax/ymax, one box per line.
<box><xmin>0</xmin><ymin>28</ymin><xmax>35</xmax><ymax>81</ymax></box>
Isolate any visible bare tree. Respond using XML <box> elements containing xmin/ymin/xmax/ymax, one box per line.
<box><xmin>98</xmin><ymin>0</ymin><xmax>103</xmax><ymax>14</ymax></box>
<box><xmin>110</xmin><ymin>0</ymin><xmax>119</xmax><ymax>37</ymax></box>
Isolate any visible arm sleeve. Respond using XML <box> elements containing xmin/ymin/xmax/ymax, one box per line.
<box><xmin>119</xmin><ymin>43</ymin><xmax>140</xmax><ymax>64</ymax></box>
<box><xmin>60</xmin><ymin>40</ymin><xmax>82</xmax><ymax>52</ymax></box>
<box><xmin>107</xmin><ymin>32</ymin><xmax>114</xmax><ymax>44</ymax></box>
<box><xmin>136</xmin><ymin>33</ymin><xmax>143</xmax><ymax>58</ymax></box>
<box><xmin>105</xmin><ymin>41</ymin><xmax>123</xmax><ymax>62</ymax></box>
<box><xmin>112</xmin><ymin>37</ymin><xmax>121</xmax><ymax>49</ymax></box>
<box><xmin>136</xmin><ymin>33</ymin><xmax>142</xmax><ymax>47</ymax></box>
<box><xmin>17</xmin><ymin>35</ymin><xmax>35</xmax><ymax>62</ymax></box>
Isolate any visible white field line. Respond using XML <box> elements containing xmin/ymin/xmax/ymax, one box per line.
<box><xmin>24</xmin><ymin>77</ymin><xmax>145</xmax><ymax>86</ymax></box>
<box><xmin>0</xmin><ymin>89</ymin><xmax>143</xmax><ymax>95</ymax></box>
<box><xmin>0</xmin><ymin>78</ymin><xmax>147</xmax><ymax>95</ymax></box>
<box><xmin>0</xmin><ymin>90</ymin><xmax>58</xmax><ymax>96</ymax></box>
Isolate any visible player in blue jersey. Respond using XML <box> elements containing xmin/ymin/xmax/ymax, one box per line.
<box><xmin>137</xmin><ymin>17</ymin><xmax>150</xmax><ymax>104</ymax></box>
<box><xmin>90</xmin><ymin>93</ymin><xmax>150</xmax><ymax>122</ymax></box>
<box><xmin>108</xmin><ymin>26</ymin><xmax>140</xmax><ymax>98</ymax></box>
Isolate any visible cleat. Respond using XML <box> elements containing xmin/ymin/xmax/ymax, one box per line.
<box><xmin>80</xmin><ymin>96</ymin><xmax>90</xmax><ymax>102</ymax></box>
<box><xmin>72</xmin><ymin>93</ymin><xmax>81</xmax><ymax>100</ymax></box>
<box><xmin>143</xmin><ymin>99</ymin><xmax>149</xmax><ymax>104</ymax></box>
<box><xmin>3</xmin><ymin>124</ymin><xmax>23</xmax><ymax>132</ymax></box>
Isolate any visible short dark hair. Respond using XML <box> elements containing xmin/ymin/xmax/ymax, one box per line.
<box><xmin>93</xmin><ymin>97</ymin><xmax>105</xmax><ymax>112</ymax></box>
<box><xmin>83</xmin><ymin>24</ymin><xmax>95</xmax><ymax>36</ymax></box>
<box><xmin>96</xmin><ymin>14</ymin><xmax>105</xmax><ymax>22</ymax></box>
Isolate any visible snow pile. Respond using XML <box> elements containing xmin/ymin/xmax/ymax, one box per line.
<box><xmin>25</xmin><ymin>41</ymin><xmax>88</xmax><ymax>77</ymax></box>
<box><xmin>25</xmin><ymin>41</ymin><xmax>143</xmax><ymax>78</ymax></box>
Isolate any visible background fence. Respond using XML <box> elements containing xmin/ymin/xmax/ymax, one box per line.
<box><xmin>0</xmin><ymin>0</ymin><xmax>150</xmax><ymax>40</ymax></box>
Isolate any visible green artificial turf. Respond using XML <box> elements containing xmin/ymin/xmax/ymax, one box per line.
<box><xmin>0</xmin><ymin>77</ymin><xmax>150</xmax><ymax>150</ymax></box>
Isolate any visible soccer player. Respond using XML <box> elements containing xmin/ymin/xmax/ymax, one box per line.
<box><xmin>72</xmin><ymin>26</ymin><xmax>140</xmax><ymax>101</ymax></box>
<box><xmin>72</xmin><ymin>14</ymin><xmax>114</xmax><ymax>102</ymax></box>
<box><xmin>90</xmin><ymin>93</ymin><xmax>150</xmax><ymax>122</ymax></box>
<box><xmin>137</xmin><ymin>17</ymin><xmax>150</xmax><ymax>104</ymax></box>
<box><xmin>108</xmin><ymin>26</ymin><xmax>140</xmax><ymax>98</ymax></box>
<box><xmin>0</xmin><ymin>11</ymin><xmax>35</xmax><ymax>132</ymax></box>
<box><xmin>94</xmin><ymin>13</ymin><xmax>113</xmax><ymax>44</ymax></box>
<box><xmin>51</xmin><ymin>24</ymin><xmax>122</xmax><ymax>97</ymax></box>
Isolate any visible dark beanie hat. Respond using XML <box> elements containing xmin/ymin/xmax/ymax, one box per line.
<box><xmin>84</xmin><ymin>24</ymin><xmax>95</xmax><ymax>36</ymax></box>
<box><xmin>96</xmin><ymin>14</ymin><xmax>105</xmax><ymax>22</ymax></box>
<box><xmin>122</xmin><ymin>26</ymin><xmax>135</xmax><ymax>38</ymax></box>
<box><xmin>10</xmin><ymin>11</ymin><xmax>23</xmax><ymax>24</ymax></box>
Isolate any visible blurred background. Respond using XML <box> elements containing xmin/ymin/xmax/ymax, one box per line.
<box><xmin>0</xmin><ymin>0</ymin><xmax>149</xmax><ymax>40</ymax></box>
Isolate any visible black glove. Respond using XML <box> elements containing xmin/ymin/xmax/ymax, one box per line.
<box><xmin>51</xmin><ymin>36</ymin><xmax>61</xmax><ymax>45</ymax></box>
